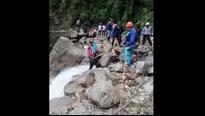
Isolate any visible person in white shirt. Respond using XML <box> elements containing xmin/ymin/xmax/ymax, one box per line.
<box><xmin>102</xmin><ymin>25</ymin><xmax>106</xmax><ymax>37</ymax></box>
<box><xmin>98</xmin><ymin>23</ymin><xmax>102</xmax><ymax>36</ymax></box>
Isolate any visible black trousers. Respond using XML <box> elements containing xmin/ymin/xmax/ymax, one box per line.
<box><xmin>112</xmin><ymin>35</ymin><xmax>121</xmax><ymax>47</ymax></box>
<box><xmin>89</xmin><ymin>58</ymin><xmax>102</xmax><ymax>70</ymax></box>
<box><xmin>143</xmin><ymin>35</ymin><xmax>152</xmax><ymax>46</ymax></box>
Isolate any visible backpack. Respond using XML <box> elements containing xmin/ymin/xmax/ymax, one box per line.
<box><xmin>88</xmin><ymin>47</ymin><xmax>94</xmax><ymax>59</ymax></box>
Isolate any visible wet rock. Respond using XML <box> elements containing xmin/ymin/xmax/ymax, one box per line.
<box><xmin>89</xmin><ymin>80</ymin><xmax>120</xmax><ymax>108</ymax></box>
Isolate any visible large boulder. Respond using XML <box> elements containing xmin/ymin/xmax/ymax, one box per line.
<box><xmin>99</xmin><ymin>54</ymin><xmax>116</xmax><ymax>67</ymax></box>
<box><xmin>49</xmin><ymin>37</ymin><xmax>87</xmax><ymax>80</ymax></box>
<box><xmin>64</xmin><ymin>82</ymin><xmax>85</xmax><ymax>95</ymax></box>
<box><xmin>89</xmin><ymin>80</ymin><xmax>120</xmax><ymax>108</ymax></box>
<box><xmin>49</xmin><ymin>97</ymin><xmax>74</xmax><ymax>115</ymax></box>
<box><xmin>108</xmin><ymin>62</ymin><xmax>123</xmax><ymax>72</ymax></box>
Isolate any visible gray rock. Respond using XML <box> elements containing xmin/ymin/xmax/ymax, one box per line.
<box><xmin>79</xmin><ymin>37</ymin><xmax>86</xmax><ymax>44</ymax></box>
<box><xmin>99</xmin><ymin>54</ymin><xmax>116</xmax><ymax>67</ymax></box>
<box><xmin>49</xmin><ymin>37</ymin><xmax>87</xmax><ymax>79</ymax></box>
<box><xmin>49</xmin><ymin>97</ymin><xmax>74</xmax><ymax>115</ymax></box>
<box><xmin>89</xmin><ymin>80</ymin><xmax>120</xmax><ymax>108</ymax></box>
<box><xmin>69</xmin><ymin>106</ymin><xmax>89</xmax><ymax>115</ymax></box>
<box><xmin>64</xmin><ymin>82</ymin><xmax>85</xmax><ymax>95</ymax></box>
<box><xmin>108</xmin><ymin>62</ymin><xmax>123</xmax><ymax>72</ymax></box>
<box><xmin>135</xmin><ymin>61</ymin><xmax>145</xmax><ymax>74</ymax></box>
<box><xmin>147</xmin><ymin>66</ymin><xmax>153</xmax><ymax>75</ymax></box>
<box><xmin>80</xmin><ymin>57</ymin><xmax>89</xmax><ymax>65</ymax></box>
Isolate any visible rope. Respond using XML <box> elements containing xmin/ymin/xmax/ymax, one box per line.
<box><xmin>118</xmin><ymin>46</ymin><xmax>127</xmax><ymax>115</ymax></box>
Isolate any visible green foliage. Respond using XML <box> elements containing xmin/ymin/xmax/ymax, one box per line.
<box><xmin>49</xmin><ymin>0</ymin><xmax>153</xmax><ymax>29</ymax></box>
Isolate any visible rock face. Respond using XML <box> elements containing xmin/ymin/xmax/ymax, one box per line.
<box><xmin>49</xmin><ymin>37</ymin><xmax>87</xmax><ymax>80</ymax></box>
<box><xmin>89</xmin><ymin>80</ymin><xmax>120</xmax><ymax>108</ymax></box>
<box><xmin>49</xmin><ymin>97</ymin><xmax>74</xmax><ymax>115</ymax></box>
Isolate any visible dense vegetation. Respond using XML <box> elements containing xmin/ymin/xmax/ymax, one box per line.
<box><xmin>49</xmin><ymin>0</ymin><xmax>153</xmax><ymax>30</ymax></box>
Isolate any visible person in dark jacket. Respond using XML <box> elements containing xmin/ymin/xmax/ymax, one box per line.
<box><xmin>87</xmin><ymin>41</ymin><xmax>102</xmax><ymax>70</ymax></box>
<box><xmin>136</xmin><ymin>23</ymin><xmax>142</xmax><ymax>44</ymax></box>
<box><xmin>141</xmin><ymin>22</ymin><xmax>153</xmax><ymax>46</ymax></box>
<box><xmin>118</xmin><ymin>22</ymin><xmax>124</xmax><ymax>45</ymax></box>
<box><xmin>111</xmin><ymin>24</ymin><xmax>121</xmax><ymax>47</ymax></box>
<box><xmin>121</xmin><ymin>21</ymin><xmax>137</xmax><ymax>66</ymax></box>
<box><xmin>106</xmin><ymin>22</ymin><xmax>113</xmax><ymax>42</ymax></box>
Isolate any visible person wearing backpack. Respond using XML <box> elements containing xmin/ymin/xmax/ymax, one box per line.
<box><xmin>87</xmin><ymin>40</ymin><xmax>102</xmax><ymax>70</ymax></box>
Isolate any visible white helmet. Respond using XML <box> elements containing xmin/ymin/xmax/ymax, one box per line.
<box><xmin>93</xmin><ymin>29</ymin><xmax>96</xmax><ymax>32</ymax></box>
<box><xmin>146</xmin><ymin>22</ymin><xmax>150</xmax><ymax>25</ymax></box>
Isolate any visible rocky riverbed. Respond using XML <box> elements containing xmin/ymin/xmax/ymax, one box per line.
<box><xmin>49</xmin><ymin>28</ymin><xmax>154</xmax><ymax>115</ymax></box>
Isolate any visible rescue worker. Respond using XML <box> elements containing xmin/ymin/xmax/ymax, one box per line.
<box><xmin>87</xmin><ymin>40</ymin><xmax>102</xmax><ymax>70</ymax></box>
<box><xmin>106</xmin><ymin>22</ymin><xmax>113</xmax><ymax>42</ymax></box>
<box><xmin>121</xmin><ymin>21</ymin><xmax>137</xmax><ymax>66</ymax></box>
<box><xmin>141</xmin><ymin>22</ymin><xmax>153</xmax><ymax>46</ymax></box>
<box><xmin>111</xmin><ymin>24</ymin><xmax>121</xmax><ymax>47</ymax></box>
<box><xmin>136</xmin><ymin>23</ymin><xmax>142</xmax><ymax>44</ymax></box>
<box><xmin>98</xmin><ymin>23</ymin><xmax>102</xmax><ymax>36</ymax></box>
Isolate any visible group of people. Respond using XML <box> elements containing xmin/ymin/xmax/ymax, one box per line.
<box><xmin>87</xmin><ymin>20</ymin><xmax>153</xmax><ymax>70</ymax></box>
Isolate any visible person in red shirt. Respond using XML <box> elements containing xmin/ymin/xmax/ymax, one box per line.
<box><xmin>87</xmin><ymin>41</ymin><xmax>101</xmax><ymax>70</ymax></box>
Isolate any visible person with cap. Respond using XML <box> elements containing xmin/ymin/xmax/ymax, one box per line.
<box><xmin>87</xmin><ymin>40</ymin><xmax>102</xmax><ymax>70</ymax></box>
<box><xmin>121</xmin><ymin>21</ymin><xmax>137</xmax><ymax>66</ymax></box>
<box><xmin>141</xmin><ymin>22</ymin><xmax>153</xmax><ymax>46</ymax></box>
<box><xmin>106</xmin><ymin>21</ymin><xmax>113</xmax><ymax>42</ymax></box>
<box><xmin>111</xmin><ymin>24</ymin><xmax>121</xmax><ymax>47</ymax></box>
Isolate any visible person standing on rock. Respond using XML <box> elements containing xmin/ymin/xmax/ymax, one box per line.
<box><xmin>118</xmin><ymin>22</ymin><xmax>124</xmax><ymax>45</ymax></box>
<box><xmin>121</xmin><ymin>21</ymin><xmax>137</xmax><ymax>66</ymax></box>
<box><xmin>102</xmin><ymin>24</ymin><xmax>106</xmax><ymax>37</ymax></box>
<box><xmin>111</xmin><ymin>24</ymin><xmax>121</xmax><ymax>48</ymax></box>
<box><xmin>106</xmin><ymin>22</ymin><xmax>113</xmax><ymax>42</ymax></box>
<box><xmin>136</xmin><ymin>23</ymin><xmax>142</xmax><ymax>44</ymax></box>
<box><xmin>141</xmin><ymin>22</ymin><xmax>153</xmax><ymax>46</ymax></box>
<box><xmin>87</xmin><ymin>41</ymin><xmax>102</xmax><ymax>70</ymax></box>
<box><xmin>98</xmin><ymin>23</ymin><xmax>102</xmax><ymax>36</ymax></box>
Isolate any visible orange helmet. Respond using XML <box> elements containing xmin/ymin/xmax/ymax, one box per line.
<box><xmin>126</xmin><ymin>21</ymin><xmax>133</xmax><ymax>28</ymax></box>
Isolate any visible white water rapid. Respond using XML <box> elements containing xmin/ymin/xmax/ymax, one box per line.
<box><xmin>49</xmin><ymin>65</ymin><xmax>90</xmax><ymax>100</ymax></box>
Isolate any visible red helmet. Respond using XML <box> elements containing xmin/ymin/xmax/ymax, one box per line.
<box><xmin>126</xmin><ymin>21</ymin><xmax>133</xmax><ymax>28</ymax></box>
